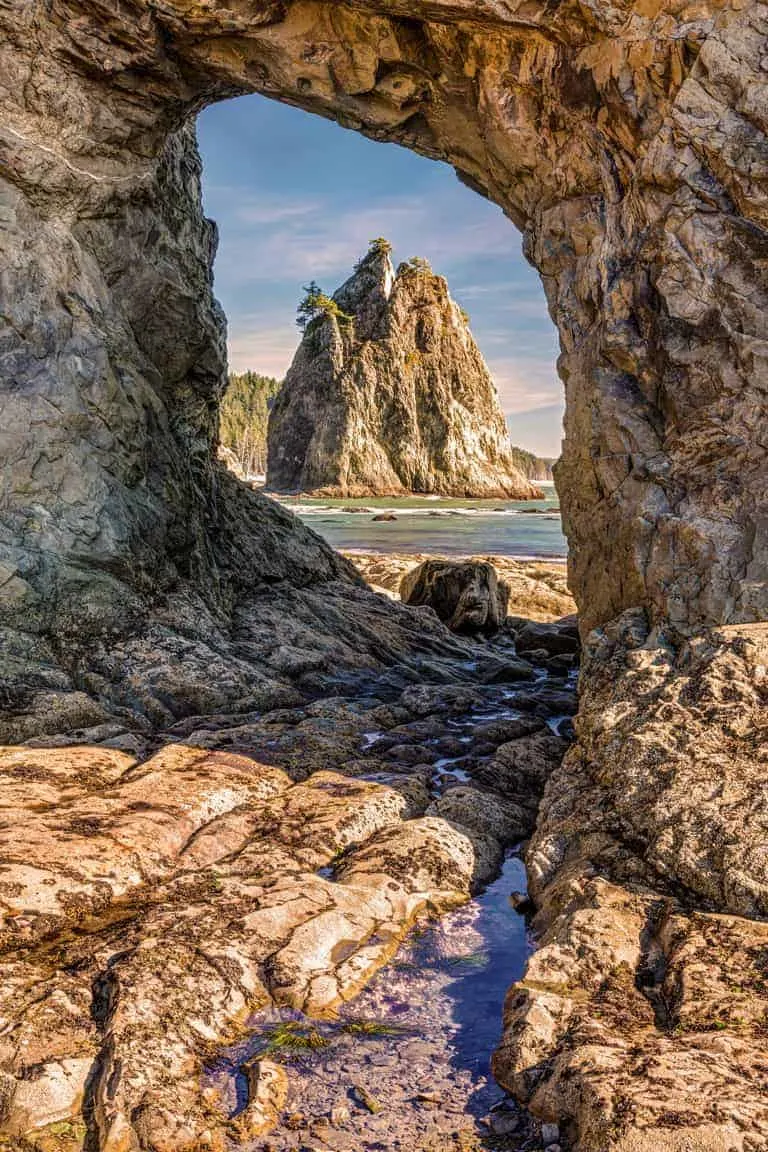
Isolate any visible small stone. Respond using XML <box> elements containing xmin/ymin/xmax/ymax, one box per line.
<box><xmin>509</xmin><ymin>890</ymin><xmax>534</xmax><ymax>915</ymax></box>
<box><xmin>541</xmin><ymin>1122</ymin><xmax>560</xmax><ymax>1144</ymax></box>
<box><xmin>489</xmin><ymin>1110</ymin><xmax>519</xmax><ymax>1136</ymax></box>
<box><xmin>545</xmin><ymin>1145</ymin><xmax>562</xmax><ymax>1152</ymax></box>
<box><xmin>352</xmin><ymin>1083</ymin><xmax>382</xmax><ymax>1113</ymax></box>
<box><xmin>330</xmin><ymin>1103</ymin><xmax>351</xmax><ymax>1126</ymax></box>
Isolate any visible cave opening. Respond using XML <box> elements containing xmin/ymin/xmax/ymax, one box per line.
<box><xmin>1</xmin><ymin>6</ymin><xmax>766</xmax><ymax>1151</ymax></box>
<box><xmin>196</xmin><ymin>93</ymin><xmax>567</xmax><ymax>566</ymax></box>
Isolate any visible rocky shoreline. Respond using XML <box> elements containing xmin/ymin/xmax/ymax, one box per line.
<box><xmin>0</xmin><ymin>612</ymin><xmax>579</xmax><ymax>1152</ymax></box>
<box><xmin>1</xmin><ymin>535</ymin><xmax>765</xmax><ymax>1152</ymax></box>
<box><xmin>2</xmin><ymin>1</ymin><xmax>767</xmax><ymax>1148</ymax></box>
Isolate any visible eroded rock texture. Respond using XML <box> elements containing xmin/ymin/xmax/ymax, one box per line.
<box><xmin>494</xmin><ymin>619</ymin><xmax>768</xmax><ymax>1151</ymax></box>
<box><xmin>1</xmin><ymin>0</ymin><xmax>766</xmax><ymax>661</ymax></box>
<box><xmin>0</xmin><ymin>664</ymin><xmax>572</xmax><ymax>1152</ymax></box>
<box><xmin>1</xmin><ymin>2</ymin><xmax>767</xmax><ymax>1151</ymax></box>
<box><xmin>400</xmin><ymin>558</ymin><xmax>511</xmax><ymax>635</ymax></box>
<box><xmin>267</xmin><ymin>245</ymin><xmax>539</xmax><ymax>497</ymax></box>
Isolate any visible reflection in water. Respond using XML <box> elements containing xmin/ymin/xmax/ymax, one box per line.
<box><xmin>209</xmin><ymin>853</ymin><xmax>535</xmax><ymax>1151</ymax></box>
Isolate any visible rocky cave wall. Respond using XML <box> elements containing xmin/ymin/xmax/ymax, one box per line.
<box><xmin>2</xmin><ymin>0</ymin><xmax>767</xmax><ymax>658</ymax></box>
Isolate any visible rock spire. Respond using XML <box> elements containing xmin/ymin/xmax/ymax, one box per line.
<box><xmin>267</xmin><ymin>243</ymin><xmax>541</xmax><ymax>499</ymax></box>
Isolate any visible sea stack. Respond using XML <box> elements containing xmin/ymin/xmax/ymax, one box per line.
<box><xmin>267</xmin><ymin>242</ymin><xmax>542</xmax><ymax>498</ymax></box>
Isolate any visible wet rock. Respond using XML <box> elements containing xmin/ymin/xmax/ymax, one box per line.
<box><xmin>235</xmin><ymin>1059</ymin><xmax>288</xmax><ymax>1140</ymax></box>
<box><xmin>399</xmin><ymin>685</ymin><xmax>485</xmax><ymax>717</ymax></box>
<box><xmin>477</xmin><ymin>729</ymin><xmax>570</xmax><ymax>795</ymax></box>
<box><xmin>473</xmin><ymin>717</ymin><xmax>545</xmax><ymax>744</ymax></box>
<box><xmin>478</xmin><ymin>656</ymin><xmax>537</xmax><ymax>684</ymax></box>
<box><xmin>401</xmin><ymin>560</ymin><xmax>509</xmax><ymax>636</ymax></box>
<box><xmin>489</xmin><ymin>1109</ymin><xmax>520</xmax><ymax>1136</ymax></box>
<box><xmin>512</xmin><ymin>687</ymin><xmax>578</xmax><ymax>718</ymax></box>
<box><xmin>352</xmin><ymin>1084</ymin><xmax>382</xmax><ymax>1113</ymax></box>
<box><xmin>428</xmin><ymin>787</ymin><xmax>531</xmax><ymax>845</ymax></box>
<box><xmin>372</xmin><ymin>512</ymin><xmax>397</xmax><ymax>521</ymax></box>
<box><xmin>385</xmin><ymin>743</ymin><xmax>438</xmax><ymax>766</ymax></box>
<box><xmin>330</xmin><ymin>1104</ymin><xmax>351</xmax><ymax>1126</ymax></box>
<box><xmin>514</xmin><ymin>622</ymin><xmax>579</xmax><ymax>657</ymax></box>
<box><xmin>554</xmin><ymin>718</ymin><xmax>575</xmax><ymax>741</ymax></box>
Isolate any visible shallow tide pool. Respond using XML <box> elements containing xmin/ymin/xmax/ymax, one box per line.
<box><xmin>209</xmin><ymin>853</ymin><xmax>534</xmax><ymax>1151</ymax></box>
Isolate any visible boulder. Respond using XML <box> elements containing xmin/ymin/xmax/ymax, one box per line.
<box><xmin>513</xmin><ymin>620</ymin><xmax>580</xmax><ymax>657</ymax></box>
<box><xmin>400</xmin><ymin>560</ymin><xmax>509</xmax><ymax>635</ymax></box>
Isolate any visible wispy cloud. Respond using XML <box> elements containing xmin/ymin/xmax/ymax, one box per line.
<box><xmin>213</xmin><ymin>189</ymin><xmax>516</xmax><ymax>287</ymax></box>
<box><xmin>489</xmin><ymin>356</ymin><xmax>562</xmax><ymax>414</ymax></box>
<box><xmin>237</xmin><ymin>198</ymin><xmax>321</xmax><ymax>226</ymax></box>
<box><xmin>506</xmin><ymin>403</ymin><xmax>565</xmax><ymax>457</ymax></box>
<box><xmin>227</xmin><ymin>322</ymin><xmax>299</xmax><ymax>376</ymax></box>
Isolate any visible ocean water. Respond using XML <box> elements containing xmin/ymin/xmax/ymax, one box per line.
<box><xmin>274</xmin><ymin>481</ymin><xmax>567</xmax><ymax>560</ymax></box>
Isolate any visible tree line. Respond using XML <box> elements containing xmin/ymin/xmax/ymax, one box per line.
<box><xmin>219</xmin><ymin>371</ymin><xmax>281</xmax><ymax>477</ymax></box>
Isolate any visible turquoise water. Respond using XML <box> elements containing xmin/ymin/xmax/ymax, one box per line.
<box><xmin>275</xmin><ymin>482</ymin><xmax>567</xmax><ymax>560</ymax></box>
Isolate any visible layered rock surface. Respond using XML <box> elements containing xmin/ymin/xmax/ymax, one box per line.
<box><xmin>494</xmin><ymin>619</ymin><xmax>768</xmax><ymax>1152</ymax></box>
<box><xmin>267</xmin><ymin>246</ymin><xmax>540</xmax><ymax>498</ymax></box>
<box><xmin>0</xmin><ymin>647</ymin><xmax>575</xmax><ymax>1152</ymax></box>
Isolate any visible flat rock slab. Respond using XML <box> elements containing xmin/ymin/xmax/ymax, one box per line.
<box><xmin>0</xmin><ymin>728</ymin><xmax>526</xmax><ymax>1150</ymax></box>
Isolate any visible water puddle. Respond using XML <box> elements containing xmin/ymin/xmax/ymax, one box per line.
<box><xmin>433</xmin><ymin>756</ymin><xmax>473</xmax><ymax>789</ymax></box>
<box><xmin>209</xmin><ymin>853</ymin><xmax>535</xmax><ymax>1151</ymax></box>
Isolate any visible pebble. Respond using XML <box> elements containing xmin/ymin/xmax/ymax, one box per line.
<box><xmin>541</xmin><ymin>1121</ymin><xmax>560</xmax><ymax>1144</ymax></box>
<box><xmin>352</xmin><ymin>1083</ymin><xmax>382</xmax><ymax>1113</ymax></box>
<box><xmin>508</xmin><ymin>889</ymin><xmax>532</xmax><ymax>913</ymax></box>
<box><xmin>489</xmin><ymin>1110</ymin><xmax>520</xmax><ymax>1135</ymax></box>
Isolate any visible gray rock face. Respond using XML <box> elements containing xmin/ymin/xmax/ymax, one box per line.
<box><xmin>267</xmin><ymin>247</ymin><xmax>540</xmax><ymax>498</ymax></box>
<box><xmin>0</xmin><ymin>0</ymin><xmax>765</xmax><ymax>665</ymax></box>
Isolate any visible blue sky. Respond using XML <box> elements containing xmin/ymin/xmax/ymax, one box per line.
<box><xmin>197</xmin><ymin>95</ymin><xmax>563</xmax><ymax>457</ymax></box>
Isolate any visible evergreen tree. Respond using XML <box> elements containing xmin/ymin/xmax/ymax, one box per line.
<box><xmin>219</xmin><ymin>371</ymin><xmax>281</xmax><ymax>476</ymax></box>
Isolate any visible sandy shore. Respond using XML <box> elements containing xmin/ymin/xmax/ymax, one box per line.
<box><xmin>343</xmin><ymin>550</ymin><xmax>575</xmax><ymax>622</ymax></box>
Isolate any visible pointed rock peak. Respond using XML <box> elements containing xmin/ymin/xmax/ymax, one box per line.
<box><xmin>333</xmin><ymin>238</ymin><xmax>395</xmax><ymax>316</ymax></box>
<box><xmin>268</xmin><ymin>241</ymin><xmax>543</xmax><ymax>500</ymax></box>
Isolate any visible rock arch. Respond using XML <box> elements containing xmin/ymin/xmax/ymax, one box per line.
<box><xmin>1</xmin><ymin>4</ymin><xmax>767</xmax><ymax>1151</ymax></box>
<box><xmin>2</xmin><ymin>0</ymin><xmax>766</xmax><ymax>672</ymax></box>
